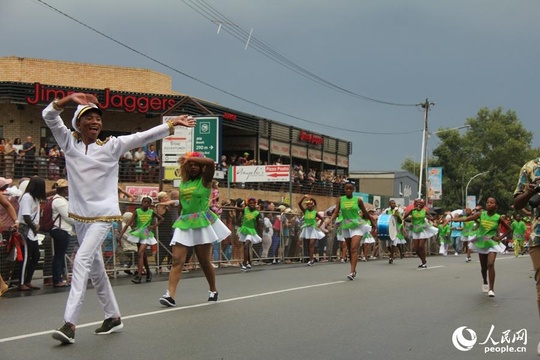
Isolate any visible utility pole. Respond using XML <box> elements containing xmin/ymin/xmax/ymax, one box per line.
<box><xmin>417</xmin><ymin>98</ymin><xmax>435</xmax><ymax>202</ymax></box>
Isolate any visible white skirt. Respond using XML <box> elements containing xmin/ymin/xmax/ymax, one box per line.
<box><xmin>461</xmin><ymin>235</ymin><xmax>476</xmax><ymax>242</ymax></box>
<box><xmin>411</xmin><ymin>225</ymin><xmax>439</xmax><ymax>240</ymax></box>
<box><xmin>361</xmin><ymin>236</ymin><xmax>376</xmax><ymax>245</ymax></box>
<box><xmin>300</xmin><ymin>227</ymin><xmax>326</xmax><ymax>240</ymax></box>
<box><xmin>127</xmin><ymin>235</ymin><xmax>157</xmax><ymax>246</ymax></box>
<box><xmin>342</xmin><ymin>224</ymin><xmax>371</xmax><ymax>239</ymax></box>
<box><xmin>170</xmin><ymin>219</ymin><xmax>231</xmax><ymax>247</ymax></box>
<box><xmin>238</xmin><ymin>232</ymin><xmax>263</xmax><ymax>244</ymax></box>
<box><xmin>468</xmin><ymin>242</ymin><xmax>506</xmax><ymax>254</ymax></box>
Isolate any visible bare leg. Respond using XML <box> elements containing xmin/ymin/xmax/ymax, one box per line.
<box><xmin>194</xmin><ymin>244</ymin><xmax>217</xmax><ymax>292</ymax></box>
<box><xmin>167</xmin><ymin>244</ymin><xmax>188</xmax><ymax>299</ymax></box>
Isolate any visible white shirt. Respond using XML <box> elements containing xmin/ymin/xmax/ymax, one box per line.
<box><xmin>52</xmin><ymin>194</ymin><xmax>75</xmax><ymax>233</ymax></box>
<box><xmin>18</xmin><ymin>193</ymin><xmax>39</xmax><ymax>241</ymax></box>
<box><xmin>43</xmin><ymin>103</ymin><xmax>171</xmax><ymax>221</ymax></box>
<box><xmin>263</xmin><ymin>217</ymin><xmax>273</xmax><ymax>237</ymax></box>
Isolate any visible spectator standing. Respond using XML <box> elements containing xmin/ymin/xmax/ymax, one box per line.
<box><xmin>17</xmin><ymin>176</ymin><xmax>46</xmax><ymax>291</ymax></box>
<box><xmin>22</xmin><ymin>136</ymin><xmax>36</xmax><ymax>177</ymax></box>
<box><xmin>145</xmin><ymin>144</ymin><xmax>160</xmax><ymax>182</ymax></box>
<box><xmin>450</xmin><ymin>219</ymin><xmax>463</xmax><ymax>256</ymax></box>
<box><xmin>261</xmin><ymin>210</ymin><xmax>274</xmax><ymax>259</ymax></box>
<box><xmin>49</xmin><ymin>179</ymin><xmax>75</xmax><ymax>287</ymax></box>
<box><xmin>133</xmin><ymin>147</ymin><xmax>145</xmax><ymax>183</ymax></box>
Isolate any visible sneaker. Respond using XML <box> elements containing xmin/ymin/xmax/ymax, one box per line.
<box><xmin>211</xmin><ymin>263</ymin><xmax>218</xmax><ymax>269</ymax></box>
<box><xmin>159</xmin><ymin>290</ymin><xmax>176</xmax><ymax>307</ymax></box>
<box><xmin>482</xmin><ymin>284</ymin><xmax>489</xmax><ymax>293</ymax></box>
<box><xmin>488</xmin><ymin>290</ymin><xmax>495</xmax><ymax>297</ymax></box>
<box><xmin>208</xmin><ymin>291</ymin><xmax>218</xmax><ymax>301</ymax></box>
<box><xmin>389</xmin><ymin>258</ymin><xmax>393</xmax><ymax>264</ymax></box>
<box><xmin>466</xmin><ymin>257</ymin><xmax>471</xmax><ymax>263</ymax></box>
<box><xmin>240</xmin><ymin>264</ymin><xmax>248</xmax><ymax>272</ymax></box>
<box><xmin>340</xmin><ymin>258</ymin><xmax>345</xmax><ymax>263</ymax></box>
<box><xmin>369</xmin><ymin>256</ymin><xmax>377</xmax><ymax>260</ymax></box>
<box><xmin>246</xmin><ymin>263</ymin><xmax>252</xmax><ymax>270</ymax></box>
<box><xmin>131</xmin><ymin>275</ymin><xmax>141</xmax><ymax>284</ymax></box>
<box><xmin>307</xmin><ymin>260</ymin><xmax>314</xmax><ymax>266</ymax></box>
<box><xmin>360</xmin><ymin>256</ymin><xmax>367</xmax><ymax>262</ymax></box>
<box><xmin>454</xmin><ymin>252</ymin><xmax>459</xmax><ymax>256</ymax></box>
<box><xmin>94</xmin><ymin>318</ymin><xmax>123</xmax><ymax>335</ymax></box>
<box><xmin>146</xmin><ymin>273</ymin><xmax>152</xmax><ymax>283</ymax></box>
<box><xmin>52</xmin><ymin>323</ymin><xmax>75</xmax><ymax>344</ymax></box>
<box><xmin>418</xmin><ymin>263</ymin><xmax>427</xmax><ymax>269</ymax></box>
<box><xmin>347</xmin><ymin>272</ymin><xmax>357</xmax><ymax>281</ymax></box>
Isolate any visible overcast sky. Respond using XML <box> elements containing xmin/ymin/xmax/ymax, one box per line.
<box><xmin>2</xmin><ymin>0</ymin><xmax>539</xmax><ymax>171</ymax></box>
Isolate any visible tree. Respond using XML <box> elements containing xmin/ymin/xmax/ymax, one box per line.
<box><xmin>428</xmin><ymin>107</ymin><xmax>537</xmax><ymax>213</ymax></box>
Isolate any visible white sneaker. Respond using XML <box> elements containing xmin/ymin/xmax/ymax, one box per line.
<box><xmin>488</xmin><ymin>290</ymin><xmax>495</xmax><ymax>297</ymax></box>
<box><xmin>482</xmin><ymin>284</ymin><xmax>489</xmax><ymax>293</ymax></box>
<box><xmin>454</xmin><ymin>252</ymin><xmax>459</xmax><ymax>256</ymax></box>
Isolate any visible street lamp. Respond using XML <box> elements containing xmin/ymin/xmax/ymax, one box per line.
<box><xmin>464</xmin><ymin>171</ymin><xmax>488</xmax><ymax>209</ymax></box>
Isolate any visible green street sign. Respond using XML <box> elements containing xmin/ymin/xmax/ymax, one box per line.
<box><xmin>193</xmin><ymin>117</ymin><xmax>220</xmax><ymax>162</ymax></box>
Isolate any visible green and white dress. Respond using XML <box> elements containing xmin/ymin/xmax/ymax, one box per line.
<box><xmin>339</xmin><ymin>196</ymin><xmax>371</xmax><ymax>238</ymax></box>
<box><xmin>237</xmin><ymin>207</ymin><xmax>262</xmax><ymax>244</ymax></box>
<box><xmin>300</xmin><ymin>209</ymin><xmax>325</xmax><ymax>240</ymax></box>
<box><xmin>467</xmin><ymin>211</ymin><xmax>506</xmax><ymax>254</ymax></box>
<box><xmin>127</xmin><ymin>208</ymin><xmax>157</xmax><ymax>245</ymax></box>
<box><xmin>170</xmin><ymin>178</ymin><xmax>231</xmax><ymax>247</ymax></box>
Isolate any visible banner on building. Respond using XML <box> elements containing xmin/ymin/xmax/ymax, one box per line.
<box><xmin>427</xmin><ymin>167</ymin><xmax>443</xmax><ymax>200</ymax></box>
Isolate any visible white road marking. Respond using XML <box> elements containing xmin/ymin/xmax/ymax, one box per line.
<box><xmin>0</xmin><ymin>280</ymin><xmax>344</xmax><ymax>343</ymax></box>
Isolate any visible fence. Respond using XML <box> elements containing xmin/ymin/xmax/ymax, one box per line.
<box><xmin>0</xmin><ymin>202</ymin><xmax>419</xmax><ymax>288</ymax></box>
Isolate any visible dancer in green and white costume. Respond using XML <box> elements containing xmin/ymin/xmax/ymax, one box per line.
<box><xmin>460</xmin><ymin>208</ymin><xmax>477</xmax><ymax>262</ymax></box>
<box><xmin>118</xmin><ymin>196</ymin><xmax>164</xmax><ymax>284</ymax></box>
<box><xmin>237</xmin><ymin>197</ymin><xmax>262</xmax><ymax>271</ymax></box>
<box><xmin>159</xmin><ymin>152</ymin><xmax>231</xmax><ymax>307</ymax></box>
<box><xmin>298</xmin><ymin>195</ymin><xmax>325</xmax><ymax>266</ymax></box>
<box><xmin>330</xmin><ymin>182</ymin><xmax>375</xmax><ymax>281</ymax></box>
<box><xmin>452</xmin><ymin>197</ymin><xmax>511</xmax><ymax>298</ymax></box>
<box><xmin>382</xmin><ymin>200</ymin><xmax>406</xmax><ymax>264</ymax></box>
<box><xmin>403</xmin><ymin>199</ymin><xmax>438</xmax><ymax>269</ymax></box>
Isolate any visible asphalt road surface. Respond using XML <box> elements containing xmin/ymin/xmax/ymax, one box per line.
<box><xmin>0</xmin><ymin>254</ymin><xmax>538</xmax><ymax>360</ymax></box>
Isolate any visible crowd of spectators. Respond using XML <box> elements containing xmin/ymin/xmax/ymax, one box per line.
<box><xmin>217</xmin><ymin>153</ymin><xmax>350</xmax><ymax>197</ymax></box>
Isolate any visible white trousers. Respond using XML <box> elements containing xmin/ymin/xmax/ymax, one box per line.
<box><xmin>64</xmin><ymin>222</ymin><xmax>121</xmax><ymax>325</ymax></box>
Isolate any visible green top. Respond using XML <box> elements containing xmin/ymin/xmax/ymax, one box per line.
<box><xmin>238</xmin><ymin>207</ymin><xmax>259</xmax><ymax>235</ymax></box>
<box><xmin>129</xmin><ymin>208</ymin><xmax>155</xmax><ymax>239</ymax></box>
<box><xmin>512</xmin><ymin>220</ymin><xmax>526</xmax><ymax>240</ymax></box>
<box><xmin>302</xmin><ymin>209</ymin><xmax>318</xmax><ymax>228</ymax></box>
<box><xmin>462</xmin><ymin>220</ymin><xmax>476</xmax><ymax>237</ymax></box>
<box><xmin>340</xmin><ymin>196</ymin><xmax>362</xmax><ymax>229</ymax></box>
<box><xmin>411</xmin><ymin>209</ymin><xmax>427</xmax><ymax>233</ymax></box>
<box><xmin>173</xmin><ymin>177</ymin><xmax>218</xmax><ymax>230</ymax></box>
<box><xmin>473</xmin><ymin>211</ymin><xmax>501</xmax><ymax>249</ymax></box>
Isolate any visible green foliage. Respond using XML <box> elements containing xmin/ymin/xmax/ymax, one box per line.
<box><xmin>428</xmin><ymin>107</ymin><xmax>537</xmax><ymax>213</ymax></box>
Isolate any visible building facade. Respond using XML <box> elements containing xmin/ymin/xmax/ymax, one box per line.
<box><xmin>0</xmin><ymin>56</ymin><xmax>351</xmax><ymax>182</ymax></box>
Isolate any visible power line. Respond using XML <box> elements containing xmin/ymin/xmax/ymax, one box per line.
<box><xmin>31</xmin><ymin>0</ymin><xmax>420</xmax><ymax>135</ymax></box>
<box><xmin>182</xmin><ymin>0</ymin><xmax>419</xmax><ymax>107</ymax></box>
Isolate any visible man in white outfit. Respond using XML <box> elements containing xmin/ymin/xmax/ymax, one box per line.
<box><xmin>44</xmin><ymin>93</ymin><xmax>196</xmax><ymax>344</ymax></box>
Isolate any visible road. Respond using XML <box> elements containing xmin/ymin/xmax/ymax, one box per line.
<box><xmin>0</xmin><ymin>254</ymin><xmax>538</xmax><ymax>360</ymax></box>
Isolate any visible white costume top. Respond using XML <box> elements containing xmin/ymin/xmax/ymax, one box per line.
<box><xmin>42</xmin><ymin>103</ymin><xmax>172</xmax><ymax>222</ymax></box>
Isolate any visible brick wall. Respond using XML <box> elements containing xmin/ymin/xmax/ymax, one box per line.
<box><xmin>0</xmin><ymin>56</ymin><xmax>183</xmax><ymax>95</ymax></box>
